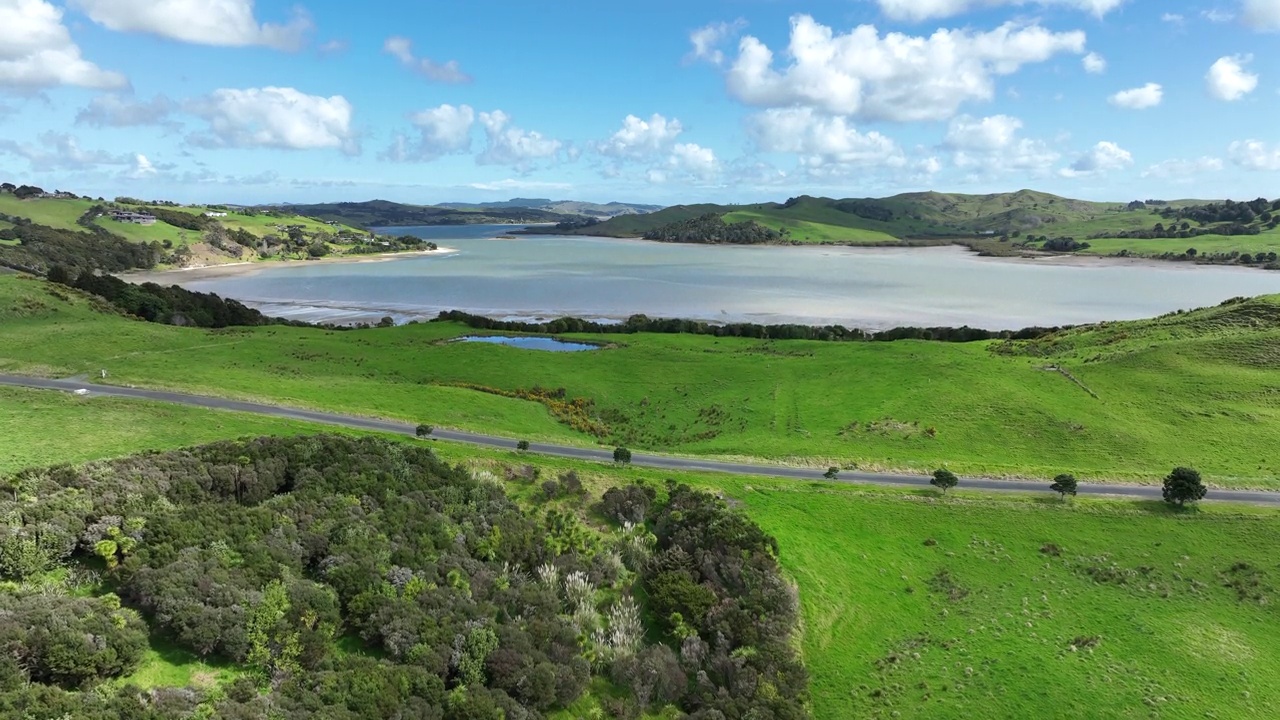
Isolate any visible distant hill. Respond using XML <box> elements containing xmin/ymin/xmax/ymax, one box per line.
<box><xmin>436</xmin><ymin>198</ymin><xmax>663</xmax><ymax>219</ymax></box>
<box><xmin>284</xmin><ymin>200</ymin><xmax>568</xmax><ymax>228</ymax></box>
<box><xmin>557</xmin><ymin>190</ymin><xmax>1142</xmax><ymax>241</ymax></box>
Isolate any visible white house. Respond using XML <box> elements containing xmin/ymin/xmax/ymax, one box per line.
<box><xmin>110</xmin><ymin>211</ymin><xmax>156</xmax><ymax>225</ymax></box>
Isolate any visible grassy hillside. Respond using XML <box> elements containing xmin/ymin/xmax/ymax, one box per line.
<box><xmin>577</xmin><ymin>190</ymin><xmax>1126</xmax><ymax>241</ymax></box>
<box><xmin>1</xmin><ymin>391</ymin><xmax>1277</xmax><ymax>720</ymax></box>
<box><xmin>0</xmin><ymin>195</ymin><xmax>363</xmax><ymax>248</ymax></box>
<box><xmin>573</xmin><ymin>191</ymin><xmax>1280</xmax><ymax>265</ymax></box>
<box><xmin>3</xmin><ymin>273</ymin><xmax>1280</xmax><ymax>486</ymax></box>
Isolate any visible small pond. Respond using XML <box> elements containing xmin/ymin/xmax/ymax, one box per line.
<box><xmin>455</xmin><ymin>336</ymin><xmax>601</xmax><ymax>352</ymax></box>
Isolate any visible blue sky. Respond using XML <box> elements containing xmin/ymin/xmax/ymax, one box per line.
<box><xmin>2</xmin><ymin>0</ymin><xmax>1279</xmax><ymax>205</ymax></box>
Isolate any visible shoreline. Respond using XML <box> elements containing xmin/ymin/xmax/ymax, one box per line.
<box><xmin>580</xmin><ymin>234</ymin><xmax>1270</xmax><ymax>273</ymax></box>
<box><xmin>125</xmin><ymin>246</ymin><xmax>459</xmax><ymax>283</ymax></box>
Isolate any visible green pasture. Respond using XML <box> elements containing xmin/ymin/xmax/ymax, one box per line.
<box><xmin>2</xmin><ymin>274</ymin><xmax>1280</xmax><ymax>487</ymax></box>
<box><xmin>2</xmin><ymin>387</ymin><xmax>1277</xmax><ymax>720</ymax></box>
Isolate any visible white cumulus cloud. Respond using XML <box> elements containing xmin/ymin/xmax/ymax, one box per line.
<box><xmin>1141</xmin><ymin>156</ymin><xmax>1223</xmax><ymax>179</ymax></box>
<box><xmin>687</xmin><ymin>19</ymin><xmax>747</xmax><ymax>65</ymax></box>
<box><xmin>1061</xmin><ymin>140</ymin><xmax>1133</xmax><ymax>177</ymax></box>
<box><xmin>382</xmin><ymin>104</ymin><xmax>475</xmax><ymax>162</ymax></box>
<box><xmin>748</xmin><ymin>107</ymin><xmax>902</xmax><ymax>170</ymax></box>
<box><xmin>0</xmin><ymin>0</ymin><xmax>126</xmax><ymax>91</ymax></box>
<box><xmin>477</xmin><ymin>111</ymin><xmax>562</xmax><ymax>170</ymax></box>
<box><xmin>72</xmin><ymin>0</ymin><xmax>311</xmax><ymax>50</ymax></box>
<box><xmin>1082</xmin><ymin>52</ymin><xmax>1106</xmax><ymax>74</ymax></box>
<box><xmin>128</xmin><ymin>153</ymin><xmax>157</xmax><ymax>178</ymax></box>
<box><xmin>665</xmin><ymin>143</ymin><xmax>720</xmax><ymax>182</ymax></box>
<box><xmin>874</xmin><ymin>0</ymin><xmax>1127</xmax><ymax>22</ymax></box>
<box><xmin>1206</xmin><ymin>55</ymin><xmax>1258</xmax><ymax>101</ymax></box>
<box><xmin>1242</xmin><ymin>0</ymin><xmax>1280</xmax><ymax>30</ymax></box>
<box><xmin>594</xmin><ymin>114</ymin><xmax>684</xmax><ymax>160</ymax></box>
<box><xmin>1229</xmin><ymin>139</ymin><xmax>1280</xmax><ymax>170</ymax></box>
<box><xmin>383</xmin><ymin>36</ymin><xmax>472</xmax><ymax>84</ymax></box>
<box><xmin>718</xmin><ymin>15</ymin><xmax>1086</xmax><ymax>121</ymax></box>
<box><xmin>944</xmin><ymin>114</ymin><xmax>1060</xmax><ymax>174</ymax></box>
<box><xmin>187</xmin><ymin>87</ymin><xmax>358</xmax><ymax>153</ymax></box>
<box><xmin>1108</xmin><ymin>82</ymin><xmax>1162</xmax><ymax>109</ymax></box>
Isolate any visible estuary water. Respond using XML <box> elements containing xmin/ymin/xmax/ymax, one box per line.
<box><xmin>159</xmin><ymin>225</ymin><xmax>1280</xmax><ymax>330</ymax></box>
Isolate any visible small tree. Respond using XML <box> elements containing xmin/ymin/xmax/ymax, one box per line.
<box><xmin>1050</xmin><ymin>473</ymin><xmax>1079</xmax><ymax>500</ymax></box>
<box><xmin>823</xmin><ymin>467</ymin><xmax>840</xmax><ymax>480</ymax></box>
<box><xmin>613</xmin><ymin>447</ymin><xmax>633</xmax><ymax>466</ymax></box>
<box><xmin>931</xmin><ymin>469</ymin><xmax>959</xmax><ymax>495</ymax></box>
<box><xmin>415</xmin><ymin>424</ymin><xmax>433</xmax><ymax>438</ymax></box>
<box><xmin>516</xmin><ymin>440</ymin><xmax>531</xmax><ymax>452</ymax></box>
<box><xmin>1163</xmin><ymin>467</ymin><xmax>1207</xmax><ymax>507</ymax></box>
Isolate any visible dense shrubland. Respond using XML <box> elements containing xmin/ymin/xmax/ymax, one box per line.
<box><xmin>48</xmin><ymin>266</ymin><xmax>275</xmax><ymax>328</ymax></box>
<box><xmin>0</xmin><ymin>436</ymin><xmax>808</xmax><ymax>719</ymax></box>
<box><xmin>0</xmin><ymin>219</ymin><xmax>164</xmax><ymax>274</ymax></box>
<box><xmin>643</xmin><ymin>213</ymin><xmax>783</xmax><ymax>244</ymax></box>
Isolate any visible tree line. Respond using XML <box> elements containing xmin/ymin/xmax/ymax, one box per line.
<box><xmin>0</xmin><ymin>436</ymin><xmax>810</xmax><ymax>719</ymax></box>
<box><xmin>643</xmin><ymin>213</ymin><xmax>783</xmax><ymax>244</ymax></box>
<box><xmin>434</xmin><ymin>310</ymin><xmax>1061</xmax><ymax>344</ymax></box>
<box><xmin>47</xmin><ymin>266</ymin><xmax>283</xmax><ymax>328</ymax></box>
<box><xmin>0</xmin><ymin>219</ymin><xmax>164</xmax><ymax>274</ymax></box>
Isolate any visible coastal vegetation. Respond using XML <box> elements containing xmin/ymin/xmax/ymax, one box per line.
<box><xmin>3</xmin><ymin>273</ymin><xmax>1280</xmax><ymax>486</ymax></box>
<box><xmin>0</xmin><ymin>436</ymin><xmax>805</xmax><ymax>719</ymax></box>
<box><xmin>0</xmin><ymin>407</ymin><xmax>1276</xmax><ymax>719</ymax></box>
<box><xmin>549</xmin><ymin>190</ymin><xmax>1280</xmax><ymax>267</ymax></box>
<box><xmin>0</xmin><ymin>188</ymin><xmax>434</xmax><ymax>272</ymax></box>
<box><xmin>642</xmin><ymin>212</ymin><xmax>782</xmax><ymax>244</ymax></box>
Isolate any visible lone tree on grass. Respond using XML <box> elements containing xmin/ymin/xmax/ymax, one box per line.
<box><xmin>1051</xmin><ymin>473</ymin><xmax>1079</xmax><ymax>500</ymax></box>
<box><xmin>824</xmin><ymin>467</ymin><xmax>840</xmax><ymax>480</ymax></box>
<box><xmin>516</xmin><ymin>440</ymin><xmax>530</xmax><ymax>452</ymax></box>
<box><xmin>415</xmin><ymin>424</ymin><xmax>433</xmax><ymax>438</ymax></box>
<box><xmin>1163</xmin><ymin>467</ymin><xmax>1207</xmax><ymax>507</ymax></box>
<box><xmin>931</xmin><ymin>469</ymin><xmax>959</xmax><ymax>495</ymax></box>
<box><xmin>613</xmin><ymin>447</ymin><xmax>633</xmax><ymax>466</ymax></box>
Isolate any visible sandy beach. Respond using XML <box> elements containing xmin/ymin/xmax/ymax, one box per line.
<box><xmin>124</xmin><ymin>246</ymin><xmax>459</xmax><ymax>283</ymax></box>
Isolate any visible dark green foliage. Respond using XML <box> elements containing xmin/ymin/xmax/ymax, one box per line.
<box><xmin>613</xmin><ymin>447</ymin><xmax>633</xmax><ymax>465</ymax></box>
<box><xmin>1041</xmin><ymin>237</ymin><xmax>1091</xmax><ymax>252</ymax></box>
<box><xmin>0</xmin><ymin>221</ymin><xmax>163</xmax><ymax>274</ymax></box>
<box><xmin>13</xmin><ymin>185</ymin><xmax>44</xmax><ymax>199</ymax></box>
<box><xmin>0</xmin><ymin>594</ymin><xmax>147</xmax><ymax>688</ymax></box>
<box><xmin>416</xmin><ymin>423</ymin><xmax>433</xmax><ymax>437</ymax></box>
<box><xmin>643</xmin><ymin>483</ymin><xmax>809</xmax><ymax>719</ymax></box>
<box><xmin>834</xmin><ymin>199</ymin><xmax>895</xmax><ymax>222</ymax></box>
<box><xmin>643</xmin><ymin>212</ymin><xmax>782</xmax><ymax>244</ymax></box>
<box><xmin>931</xmin><ymin>469</ymin><xmax>959</xmax><ymax>494</ymax></box>
<box><xmin>1163</xmin><ymin>467</ymin><xmax>1208</xmax><ymax>507</ymax></box>
<box><xmin>142</xmin><ymin>207</ymin><xmax>211</xmax><ymax>232</ymax></box>
<box><xmin>50</xmin><ymin>267</ymin><xmax>274</xmax><ymax>328</ymax></box>
<box><xmin>435</xmin><ymin>309</ymin><xmax>1061</xmax><ymax>344</ymax></box>
<box><xmin>598</xmin><ymin>484</ymin><xmax>656</xmax><ymax>524</ymax></box>
<box><xmin>824</xmin><ymin>467</ymin><xmax>840</xmax><ymax>480</ymax></box>
<box><xmin>516</xmin><ymin>440</ymin><xmax>530</xmax><ymax>452</ymax></box>
<box><xmin>0</xmin><ymin>438</ymin><xmax>810</xmax><ymax>718</ymax></box>
<box><xmin>1051</xmin><ymin>473</ymin><xmax>1079</xmax><ymax>499</ymax></box>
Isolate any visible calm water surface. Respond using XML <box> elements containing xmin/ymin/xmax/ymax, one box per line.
<box><xmin>169</xmin><ymin>225</ymin><xmax>1280</xmax><ymax>330</ymax></box>
<box><xmin>455</xmin><ymin>336</ymin><xmax>600</xmax><ymax>352</ymax></box>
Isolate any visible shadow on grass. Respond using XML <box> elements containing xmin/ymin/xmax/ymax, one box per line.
<box><xmin>1140</xmin><ymin>500</ymin><xmax>1208</xmax><ymax>514</ymax></box>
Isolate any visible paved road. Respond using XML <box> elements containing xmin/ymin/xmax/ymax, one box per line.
<box><xmin>4</xmin><ymin>373</ymin><xmax>1278</xmax><ymax>505</ymax></box>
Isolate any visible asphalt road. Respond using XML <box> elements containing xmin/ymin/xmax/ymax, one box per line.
<box><xmin>5</xmin><ymin>373</ymin><xmax>1278</xmax><ymax>506</ymax></box>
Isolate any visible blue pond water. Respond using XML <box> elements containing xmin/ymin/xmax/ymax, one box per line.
<box><xmin>455</xmin><ymin>336</ymin><xmax>600</xmax><ymax>352</ymax></box>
